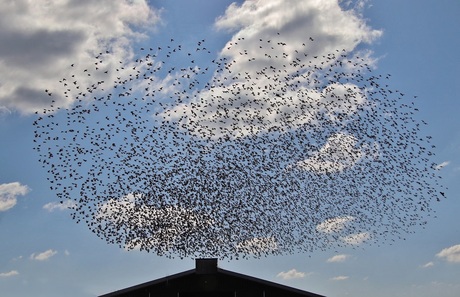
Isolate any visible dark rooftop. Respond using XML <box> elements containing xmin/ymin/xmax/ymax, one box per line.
<box><xmin>99</xmin><ymin>258</ymin><xmax>325</xmax><ymax>297</ymax></box>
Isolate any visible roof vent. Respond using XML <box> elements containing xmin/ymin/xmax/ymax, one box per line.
<box><xmin>195</xmin><ymin>258</ymin><xmax>218</xmax><ymax>274</ymax></box>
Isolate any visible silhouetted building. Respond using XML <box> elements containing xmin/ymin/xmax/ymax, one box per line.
<box><xmin>99</xmin><ymin>258</ymin><xmax>325</xmax><ymax>297</ymax></box>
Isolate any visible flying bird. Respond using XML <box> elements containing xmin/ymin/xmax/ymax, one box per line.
<box><xmin>33</xmin><ymin>34</ymin><xmax>445</xmax><ymax>259</ymax></box>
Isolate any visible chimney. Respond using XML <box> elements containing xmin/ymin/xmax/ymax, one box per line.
<box><xmin>195</xmin><ymin>258</ymin><xmax>218</xmax><ymax>274</ymax></box>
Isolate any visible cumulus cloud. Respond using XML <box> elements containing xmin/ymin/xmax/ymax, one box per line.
<box><xmin>0</xmin><ymin>270</ymin><xmax>19</xmax><ymax>278</ymax></box>
<box><xmin>0</xmin><ymin>0</ymin><xmax>161</xmax><ymax>114</ymax></box>
<box><xmin>43</xmin><ymin>200</ymin><xmax>76</xmax><ymax>212</ymax></box>
<box><xmin>214</xmin><ymin>0</ymin><xmax>381</xmax><ymax>75</ymax></box>
<box><xmin>165</xmin><ymin>0</ymin><xmax>382</xmax><ymax>145</ymax></box>
<box><xmin>436</xmin><ymin>244</ymin><xmax>460</xmax><ymax>263</ymax></box>
<box><xmin>30</xmin><ymin>249</ymin><xmax>57</xmax><ymax>261</ymax></box>
<box><xmin>0</xmin><ymin>182</ymin><xmax>30</xmax><ymax>211</ymax></box>
<box><xmin>277</xmin><ymin>268</ymin><xmax>308</xmax><ymax>280</ymax></box>
<box><xmin>215</xmin><ymin>0</ymin><xmax>381</xmax><ymax>47</ymax></box>
<box><xmin>327</xmin><ymin>254</ymin><xmax>349</xmax><ymax>263</ymax></box>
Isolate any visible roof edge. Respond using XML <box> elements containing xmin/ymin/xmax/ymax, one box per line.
<box><xmin>98</xmin><ymin>268</ymin><xmax>195</xmax><ymax>297</ymax></box>
<box><xmin>217</xmin><ymin>267</ymin><xmax>325</xmax><ymax>297</ymax></box>
<box><xmin>99</xmin><ymin>263</ymin><xmax>325</xmax><ymax>297</ymax></box>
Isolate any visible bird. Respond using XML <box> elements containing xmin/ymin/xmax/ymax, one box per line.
<box><xmin>33</xmin><ymin>33</ymin><xmax>445</xmax><ymax>259</ymax></box>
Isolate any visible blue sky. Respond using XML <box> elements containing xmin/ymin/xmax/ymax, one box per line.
<box><xmin>0</xmin><ymin>1</ymin><xmax>459</xmax><ymax>296</ymax></box>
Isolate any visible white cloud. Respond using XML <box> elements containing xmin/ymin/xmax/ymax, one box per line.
<box><xmin>317</xmin><ymin>219</ymin><xmax>371</xmax><ymax>247</ymax></box>
<box><xmin>316</xmin><ymin>216</ymin><xmax>355</xmax><ymax>233</ymax></box>
<box><xmin>290</xmin><ymin>133</ymin><xmax>373</xmax><ymax>173</ymax></box>
<box><xmin>214</xmin><ymin>0</ymin><xmax>381</xmax><ymax>77</ymax></box>
<box><xmin>215</xmin><ymin>0</ymin><xmax>381</xmax><ymax>47</ymax></box>
<box><xmin>97</xmin><ymin>193</ymin><xmax>215</xmax><ymax>253</ymax></box>
<box><xmin>0</xmin><ymin>0</ymin><xmax>161</xmax><ymax>114</ymax></box>
<box><xmin>277</xmin><ymin>268</ymin><xmax>308</xmax><ymax>280</ymax></box>
<box><xmin>43</xmin><ymin>200</ymin><xmax>76</xmax><ymax>212</ymax></box>
<box><xmin>30</xmin><ymin>249</ymin><xmax>57</xmax><ymax>261</ymax></box>
<box><xmin>436</xmin><ymin>244</ymin><xmax>460</xmax><ymax>263</ymax></box>
<box><xmin>327</xmin><ymin>254</ymin><xmax>349</xmax><ymax>263</ymax></box>
<box><xmin>236</xmin><ymin>237</ymin><xmax>279</xmax><ymax>255</ymax></box>
<box><xmin>167</xmin><ymin>0</ymin><xmax>382</xmax><ymax>142</ymax></box>
<box><xmin>0</xmin><ymin>106</ymin><xmax>12</xmax><ymax>117</ymax></box>
<box><xmin>421</xmin><ymin>261</ymin><xmax>434</xmax><ymax>268</ymax></box>
<box><xmin>0</xmin><ymin>182</ymin><xmax>30</xmax><ymax>211</ymax></box>
<box><xmin>12</xmin><ymin>255</ymin><xmax>23</xmax><ymax>261</ymax></box>
<box><xmin>331</xmin><ymin>275</ymin><xmax>349</xmax><ymax>281</ymax></box>
<box><xmin>434</xmin><ymin>161</ymin><xmax>450</xmax><ymax>170</ymax></box>
<box><xmin>341</xmin><ymin>232</ymin><xmax>370</xmax><ymax>245</ymax></box>
<box><xmin>0</xmin><ymin>270</ymin><xmax>19</xmax><ymax>278</ymax></box>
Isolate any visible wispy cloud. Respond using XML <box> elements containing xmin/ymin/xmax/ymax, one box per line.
<box><xmin>341</xmin><ymin>232</ymin><xmax>370</xmax><ymax>245</ymax></box>
<box><xmin>331</xmin><ymin>275</ymin><xmax>349</xmax><ymax>281</ymax></box>
<box><xmin>316</xmin><ymin>216</ymin><xmax>355</xmax><ymax>233</ymax></box>
<box><xmin>434</xmin><ymin>161</ymin><xmax>450</xmax><ymax>170</ymax></box>
<box><xmin>0</xmin><ymin>106</ymin><xmax>12</xmax><ymax>118</ymax></box>
<box><xmin>30</xmin><ymin>249</ymin><xmax>57</xmax><ymax>261</ymax></box>
<box><xmin>43</xmin><ymin>200</ymin><xmax>76</xmax><ymax>212</ymax></box>
<box><xmin>436</xmin><ymin>244</ymin><xmax>460</xmax><ymax>263</ymax></box>
<box><xmin>327</xmin><ymin>254</ymin><xmax>349</xmax><ymax>263</ymax></box>
<box><xmin>0</xmin><ymin>270</ymin><xmax>19</xmax><ymax>278</ymax></box>
<box><xmin>0</xmin><ymin>182</ymin><xmax>30</xmax><ymax>211</ymax></box>
<box><xmin>316</xmin><ymin>217</ymin><xmax>370</xmax><ymax>246</ymax></box>
<box><xmin>277</xmin><ymin>269</ymin><xmax>309</xmax><ymax>280</ymax></box>
<box><xmin>12</xmin><ymin>255</ymin><xmax>23</xmax><ymax>261</ymax></box>
<box><xmin>420</xmin><ymin>261</ymin><xmax>434</xmax><ymax>268</ymax></box>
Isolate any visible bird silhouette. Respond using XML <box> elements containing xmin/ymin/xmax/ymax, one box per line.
<box><xmin>33</xmin><ymin>34</ymin><xmax>445</xmax><ymax>259</ymax></box>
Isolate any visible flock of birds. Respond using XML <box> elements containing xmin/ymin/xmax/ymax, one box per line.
<box><xmin>33</xmin><ymin>34</ymin><xmax>445</xmax><ymax>259</ymax></box>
